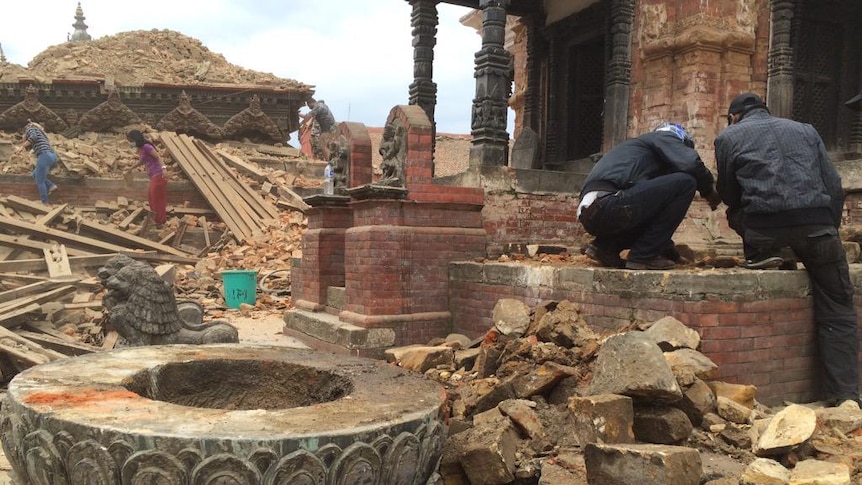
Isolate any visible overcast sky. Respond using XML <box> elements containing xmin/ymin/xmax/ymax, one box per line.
<box><xmin>0</xmin><ymin>0</ymin><xmax>502</xmax><ymax>137</ymax></box>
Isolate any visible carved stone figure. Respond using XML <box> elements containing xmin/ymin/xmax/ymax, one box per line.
<box><xmin>377</xmin><ymin>121</ymin><xmax>406</xmax><ymax>187</ymax></box>
<box><xmin>97</xmin><ymin>254</ymin><xmax>238</xmax><ymax>346</ymax></box>
<box><xmin>328</xmin><ymin>134</ymin><xmax>350</xmax><ymax>193</ymax></box>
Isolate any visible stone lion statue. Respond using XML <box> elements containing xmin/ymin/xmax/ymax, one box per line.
<box><xmin>98</xmin><ymin>254</ymin><xmax>239</xmax><ymax>346</ymax></box>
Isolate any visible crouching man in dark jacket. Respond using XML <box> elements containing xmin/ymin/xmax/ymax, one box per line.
<box><xmin>715</xmin><ymin>92</ymin><xmax>859</xmax><ymax>406</ymax></box>
<box><xmin>578</xmin><ymin>122</ymin><xmax>721</xmax><ymax>270</ymax></box>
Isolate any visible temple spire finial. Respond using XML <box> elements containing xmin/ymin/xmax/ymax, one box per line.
<box><xmin>0</xmin><ymin>43</ymin><xmax>6</xmax><ymax>63</ymax></box>
<box><xmin>70</xmin><ymin>2</ymin><xmax>92</xmax><ymax>42</ymax></box>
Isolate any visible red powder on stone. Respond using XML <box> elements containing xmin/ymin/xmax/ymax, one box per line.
<box><xmin>22</xmin><ymin>389</ymin><xmax>140</xmax><ymax>406</ymax></box>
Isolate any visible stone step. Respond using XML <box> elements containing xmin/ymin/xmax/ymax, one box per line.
<box><xmin>282</xmin><ymin>308</ymin><xmax>395</xmax><ymax>358</ymax></box>
<box><xmin>326</xmin><ymin>286</ymin><xmax>345</xmax><ymax>311</ymax></box>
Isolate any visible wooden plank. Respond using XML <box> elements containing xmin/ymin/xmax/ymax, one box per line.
<box><xmin>0</xmin><ymin>286</ymin><xmax>77</xmax><ymax>320</ymax></box>
<box><xmin>0</xmin><ymin>215</ymin><xmax>132</xmax><ymax>254</ymax></box>
<box><xmin>5</xmin><ymin>196</ymin><xmax>67</xmax><ymax>219</ymax></box>
<box><xmin>172</xmin><ymin>221</ymin><xmax>188</xmax><ymax>249</ymax></box>
<box><xmin>200</xmin><ymin>217</ymin><xmax>211</xmax><ymax>247</ymax></box>
<box><xmin>76</xmin><ymin>219</ymin><xmax>193</xmax><ymax>258</ymax></box>
<box><xmin>15</xmin><ymin>330</ymin><xmax>98</xmax><ymax>356</ymax></box>
<box><xmin>43</xmin><ymin>244</ymin><xmax>73</xmax><ymax>279</ymax></box>
<box><xmin>0</xmin><ymin>280</ymin><xmax>64</xmax><ymax>305</ymax></box>
<box><xmin>168</xmin><ymin>207</ymin><xmax>216</xmax><ymax>216</ymax></box>
<box><xmin>0</xmin><ymin>233</ymin><xmax>94</xmax><ymax>257</ymax></box>
<box><xmin>0</xmin><ymin>303</ymin><xmax>42</xmax><ymax>328</ymax></box>
<box><xmin>0</xmin><ymin>325</ymin><xmax>66</xmax><ymax>361</ymax></box>
<box><xmin>200</xmin><ymin>139</ymin><xmax>280</xmax><ymax>219</ymax></box>
<box><xmin>185</xmin><ymin>136</ymin><xmax>268</xmax><ymax>231</ymax></box>
<box><xmin>0</xmin><ymin>340</ymin><xmax>51</xmax><ymax>366</ymax></box>
<box><xmin>102</xmin><ymin>330</ymin><xmax>120</xmax><ymax>350</ymax></box>
<box><xmin>21</xmin><ymin>320</ymin><xmax>76</xmax><ymax>341</ymax></box>
<box><xmin>0</xmin><ymin>273</ymin><xmax>49</xmax><ymax>285</ymax></box>
<box><xmin>119</xmin><ymin>207</ymin><xmax>145</xmax><ymax>230</ymax></box>
<box><xmin>217</xmin><ymin>149</ymin><xmax>269</xmax><ymax>182</ymax></box>
<box><xmin>63</xmin><ymin>301</ymin><xmax>104</xmax><ymax>310</ymax></box>
<box><xmin>161</xmin><ymin>133</ymin><xmax>253</xmax><ymax>241</ymax></box>
<box><xmin>0</xmin><ymin>251</ymin><xmax>196</xmax><ymax>273</ymax></box>
<box><xmin>276</xmin><ymin>185</ymin><xmax>311</xmax><ymax>212</ymax></box>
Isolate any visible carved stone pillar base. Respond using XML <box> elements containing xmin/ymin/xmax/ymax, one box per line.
<box><xmin>469</xmin><ymin>139</ymin><xmax>510</xmax><ymax>167</ymax></box>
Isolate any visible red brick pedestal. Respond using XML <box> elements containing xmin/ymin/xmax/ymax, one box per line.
<box><xmin>286</xmin><ymin>105</ymin><xmax>487</xmax><ymax>355</ymax></box>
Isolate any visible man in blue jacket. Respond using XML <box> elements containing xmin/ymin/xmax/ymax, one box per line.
<box><xmin>715</xmin><ymin>92</ymin><xmax>859</xmax><ymax>406</ymax></box>
<box><xmin>578</xmin><ymin>122</ymin><xmax>721</xmax><ymax>270</ymax></box>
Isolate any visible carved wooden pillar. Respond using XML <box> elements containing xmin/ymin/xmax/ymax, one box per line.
<box><xmin>408</xmin><ymin>0</ymin><xmax>438</xmax><ymax>141</ymax></box>
<box><xmin>603</xmin><ymin>0</ymin><xmax>634</xmax><ymax>150</ymax></box>
<box><xmin>523</xmin><ymin>15</ymin><xmax>546</xmax><ymax>137</ymax></box>
<box><xmin>767</xmin><ymin>0</ymin><xmax>796</xmax><ymax>118</ymax></box>
<box><xmin>469</xmin><ymin>0</ymin><xmax>512</xmax><ymax>167</ymax></box>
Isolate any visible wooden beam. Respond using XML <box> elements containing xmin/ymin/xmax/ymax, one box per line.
<box><xmin>161</xmin><ymin>133</ymin><xmax>254</xmax><ymax>241</ymax></box>
<box><xmin>0</xmin><ymin>286</ymin><xmax>77</xmax><ymax>319</ymax></box>
<box><xmin>0</xmin><ymin>325</ymin><xmax>66</xmax><ymax>361</ymax></box>
<box><xmin>0</xmin><ymin>280</ymin><xmax>65</xmax><ymax>305</ymax></box>
<box><xmin>0</xmin><ymin>303</ymin><xmax>42</xmax><ymax>328</ymax></box>
<box><xmin>217</xmin><ymin>149</ymin><xmax>269</xmax><ymax>182</ymax></box>
<box><xmin>119</xmin><ymin>207</ymin><xmax>144</xmax><ymax>230</ymax></box>
<box><xmin>15</xmin><ymin>330</ymin><xmax>99</xmax><ymax>356</ymax></box>
<box><xmin>200</xmin><ymin>217</ymin><xmax>211</xmax><ymax>247</ymax></box>
<box><xmin>76</xmin><ymin>219</ymin><xmax>193</xmax><ymax>258</ymax></box>
<box><xmin>0</xmin><ymin>215</ymin><xmax>131</xmax><ymax>254</ymax></box>
<box><xmin>0</xmin><ymin>251</ymin><xmax>196</xmax><ymax>273</ymax></box>
<box><xmin>199</xmin><ymin>139</ymin><xmax>280</xmax><ymax>219</ymax></box>
<box><xmin>0</xmin><ymin>234</ymin><xmax>94</xmax><ymax>257</ymax></box>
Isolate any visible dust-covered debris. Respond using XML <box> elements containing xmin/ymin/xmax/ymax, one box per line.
<box><xmin>2</xmin><ymin>29</ymin><xmax>309</xmax><ymax>89</ymax></box>
<box><xmin>390</xmin><ymin>299</ymin><xmax>862</xmax><ymax>484</ymax></box>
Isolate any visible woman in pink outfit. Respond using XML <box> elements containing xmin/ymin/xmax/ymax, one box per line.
<box><xmin>127</xmin><ymin>130</ymin><xmax>167</xmax><ymax>225</ymax></box>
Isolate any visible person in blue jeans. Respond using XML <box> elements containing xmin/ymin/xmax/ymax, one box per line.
<box><xmin>578</xmin><ymin>122</ymin><xmax>721</xmax><ymax>270</ymax></box>
<box><xmin>14</xmin><ymin>121</ymin><xmax>58</xmax><ymax>204</ymax></box>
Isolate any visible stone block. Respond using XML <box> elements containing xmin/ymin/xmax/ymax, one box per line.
<box><xmin>789</xmin><ymin>459</ymin><xmax>850</xmax><ymax>484</ymax></box>
<box><xmin>754</xmin><ymin>404</ymin><xmax>816</xmax><ymax>457</ymax></box>
<box><xmin>511</xmin><ymin>361</ymin><xmax>578</xmax><ymax>398</ymax></box>
<box><xmin>459</xmin><ymin>417</ymin><xmax>520</xmax><ymax>485</ymax></box>
<box><xmin>740</xmin><ymin>458</ymin><xmax>789</xmax><ymax>485</ymax></box>
<box><xmin>398</xmin><ymin>346</ymin><xmax>454</xmax><ymax>374</ymax></box>
<box><xmin>584</xmin><ymin>443</ymin><xmax>702</xmax><ymax>485</ymax></box>
<box><xmin>709</xmin><ymin>381</ymin><xmax>757</xmax><ymax>409</ymax></box>
<box><xmin>632</xmin><ymin>405</ymin><xmax>693</xmax><ymax>444</ymax></box>
<box><xmin>568</xmin><ymin>394</ymin><xmax>635</xmax><ymax>445</ymax></box>
<box><xmin>492</xmin><ymin>298</ymin><xmax>532</xmax><ymax>337</ymax></box>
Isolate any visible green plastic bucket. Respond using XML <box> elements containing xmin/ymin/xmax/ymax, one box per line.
<box><xmin>221</xmin><ymin>270</ymin><xmax>258</xmax><ymax>309</ymax></box>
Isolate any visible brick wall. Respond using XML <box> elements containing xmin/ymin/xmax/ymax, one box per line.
<box><xmin>448</xmin><ymin>262</ymin><xmax>857</xmax><ymax>406</ymax></box>
<box><xmin>482</xmin><ymin>190</ymin><xmax>587</xmax><ymax>257</ymax></box>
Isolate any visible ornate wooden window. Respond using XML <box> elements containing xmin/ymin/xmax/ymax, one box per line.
<box><xmin>792</xmin><ymin>0</ymin><xmax>861</xmax><ymax>152</ymax></box>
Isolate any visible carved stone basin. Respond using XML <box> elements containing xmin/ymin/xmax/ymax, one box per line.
<box><xmin>0</xmin><ymin>345</ymin><xmax>447</xmax><ymax>484</ymax></box>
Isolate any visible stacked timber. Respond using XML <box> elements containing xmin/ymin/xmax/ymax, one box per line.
<box><xmin>161</xmin><ymin>132</ymin><xmax>281</xmax><ymax>243</ymax></box>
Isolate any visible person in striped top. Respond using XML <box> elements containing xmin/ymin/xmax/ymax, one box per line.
<box><xmin>14</xmin><ymin>121</ymin><xmax>58</xmax><ymax>204</ymax></box>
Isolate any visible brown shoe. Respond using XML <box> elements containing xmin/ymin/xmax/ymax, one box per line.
<box><xmin>583</xmin><ymin>243</ymin><xmax>625</xmax><ymax>268</ymax></box>
<box><xmin>625</xmin><ymin>257</ymin><xmax>676</xmax><ymax>270</ymax></box>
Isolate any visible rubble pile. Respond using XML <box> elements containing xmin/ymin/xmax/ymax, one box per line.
<box><xmin>1</xmin><ymin>29</ymin><xmax>307</xmax><ymax>88</ymax></box>
<box><xmin>388</xmin><ymin>299</ymin><xmax>862</xmax><ymax>484</ymax></box>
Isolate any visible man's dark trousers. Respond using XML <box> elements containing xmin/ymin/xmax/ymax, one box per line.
<box><xmin>731</xmin><ymin>223</ymin><xmax>860</xmax><ymax>402</ymax></box>
<box><xmin>580</xmin><ymin>172</ymin><xmax>696</xmax><ymax>262</ymax></box>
